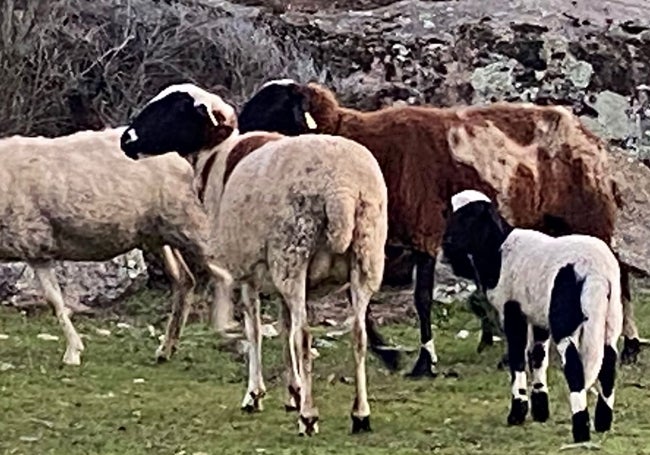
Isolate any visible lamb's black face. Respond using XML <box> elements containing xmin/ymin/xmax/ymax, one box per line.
<box><xmin>121</xmin><ymin>92</ymin><xmax>213</xmax><ymax>159</ymax></box>
<box><xmin>238</xmin><ymin>80</ymin><xmax>314</xmax><ymax>136</ymax></box>
<box><xmin>442</xmin><ymin>201</ymin><xmax>491</xmax><ymax>281</ymax></box>
<box><xmin>442</xmin><ymin>199</ymin><xmax>511</xmax><ymax>290</ymax></box>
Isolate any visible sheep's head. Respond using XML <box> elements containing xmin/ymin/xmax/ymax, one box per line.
<box><xmin>238</xmin><ymin>79</ymin><xmax>340</xmax><ymax>136</ymax></box>
<box><xmin>121</xmin><ymin>83</ymin><xmax>237</xmax><ymax>160</ymax></box>
<box><xmin>442</xmin><ymin>190</ymin><xmax>512</xmax><ymax>291</ymax></box>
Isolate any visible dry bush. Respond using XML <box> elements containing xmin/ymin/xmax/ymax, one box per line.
<box><xmin>0</xmin><ymin>0</ymin><xmax>323</xmax><ymax>137</ymax></box>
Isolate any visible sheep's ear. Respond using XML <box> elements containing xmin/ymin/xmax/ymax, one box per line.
<box><xmin>304</xmin><ymin>112</ymin><xmax>317</xmax><ymax>130</ymax></box>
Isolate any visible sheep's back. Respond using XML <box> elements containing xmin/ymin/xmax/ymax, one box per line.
<box><xmin>489</xmin><ymin>229</ymin><xmax>619</xmax><ymax>327</ymax></box>
<box><xmin>337</xmin><ymin>102</ymin><xmax>617</xmax><ymax>253</ymax></box>
<box><xmin>0</xmin><ymin>135</ymin><xmax>191</xmax><ymax>261</ymax></box>
<box><xmin>212</xmin><ymin>134</ymin><xmax>386</xmax><ymax>277</ymax></box>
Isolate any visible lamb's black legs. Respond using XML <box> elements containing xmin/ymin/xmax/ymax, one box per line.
<box><xmin>467</xmin><ymin>290</ymin><xmax>502</xmax><ymax>353</ymax></box>
<box><xmin>595</xmin><ymin>344</ymin><xmax>617</xmax><ymax>432</ymax></box>
<box><xmin>504</xmin><ymin>300</ymin><xmax>529</xmax><ymax>425</ymax></box>
<box><xmin>528</xmin><ymin>326</ymin><xmax>550</xmax><ymax>422</ymax></box>
<box><xmin>558</xmin><ymin>338</ymin><xmax>590</xmax><ymax>442</ymax></box>
<box><xmin>406</xmin><ymin>251</ymin><xmax>437</xmax><ymax>378</ymax></box>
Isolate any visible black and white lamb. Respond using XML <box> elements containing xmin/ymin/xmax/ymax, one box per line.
<box><xmin>442</xmin><ymin>189</ymin><xmax>623</xmax><ymax>443</ymax></box>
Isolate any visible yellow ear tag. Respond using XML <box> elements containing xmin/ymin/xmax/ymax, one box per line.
<box><xmin>207</xmin><ymin>108</ymin><xmax>220</xmax><ymax>126</ymax></box>
<box><xmin>305</xmin><ymin>112</ymin><xmax>317</xmax><ymax>130</ymax></box>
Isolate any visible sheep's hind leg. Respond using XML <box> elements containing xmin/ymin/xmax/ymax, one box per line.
<box><xmin>280</xmin><ymin>302</ymin><xmax>300</xmax><ymax>412</ymax></box>
<box><xmin>503</xmin><ymin>300</ymin><xmax>529</xmax><ymax>425</ymax></box>
<box><xmin>595</xmin><ymin>343</ymin><xmax>617</xmax><ymax>433</ymax></box>
<box><xmin>32</xmin><ymin>263</ymin><xmax>85</xmax><ymax>366</ymax></box>
<box><xmin>557</xmin><ymin>336</ymin><xmax>590</xmax><ymax>442</ymax></box>
<box><xmin>240</xmin><ymin>284</ymin><xmax>266</xmax><ymax>412</ymax></box>
<box><xmin>528</xmin><ymin>326</ymin><xmax>550</xmax><ymax>422</ymax></box>
<box><xmin>620</xmin><ymin>265</ymin><xmax>641</xmax><ymax>364</ymax></box>
<box><xmin>349</xmin><ymin>266</ymin><xmax>372</xmax><ymax>434</ymax></box>
<box><xmin>406</xmin><ymin>250</ymin><xmax>438</xmax><ymax>378</ymax></box>
<box><xmin>156</xmin><ymin>247</ymin><xmax>195</xmax><ymax>362</ymax></box>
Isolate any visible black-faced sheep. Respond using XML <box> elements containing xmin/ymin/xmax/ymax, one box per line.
<box><xmin>235</xmin><ymin>79</ymin><xmax>639</xmax><ymax>376</ymax></box>
<box><xmin>442</xmin><ymin>190</ymin><xmax>622</xmax><ymax>443</ymax></box>
<box><xmin>120</xmin><ymin>85</ymin><xmax>389</xmax><ymax>436</ymax></box>
<box><xmin>0</xmin><ymin>126</ymin><xmax>231</xmax><ymax>365</ymax></box>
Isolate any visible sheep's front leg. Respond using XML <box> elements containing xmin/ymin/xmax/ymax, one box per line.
<box><xmin>240</xmin><ymin>284</ymin><xmax>266</xmax><ymax>412</ymax></box>
<box><xmin>349</xmin><ymin>268</ymin><xmax>372</xmax><ymax>433</ymax></box>
<box><xmin>32</xmin><ymin>263</ymin><xmax>85</xmax><ymax>366</ymax></box>
<box><xmin>528</xmin><ymin>326</ymin><xmax>550</xmax><ymax>422</ymax></box>
<box><xmin>503</xmin><ymin>300</ymin><xmax>529</xmax><ymax>425</ymax></box>
<box><xmin>406</xmin><ymin>251</ymin><xmax>438</xmax><ymax>378</ymax></box>
<box><xmin>156</xmin><ymin>247</ymin><xmax>195</xmax><ymax>362</ymax></box>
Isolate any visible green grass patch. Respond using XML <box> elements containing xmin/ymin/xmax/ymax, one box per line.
<box><xmin>2</xmin><ymin>290</ymin><xmax>650</xmax><ymax>454</ymax></box>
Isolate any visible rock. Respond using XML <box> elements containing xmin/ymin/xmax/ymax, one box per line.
<box><xmin>261</xmin><ymin>323</ymin><xmax>279</xmax><ymax>338</ymax></box>
<box><xmin>0</xmin><ymin>249</ymin><xmax>148</xmax><ymax>312</ymax></box>
<box><xmin>253</xmin><ymin>0</ymin><xmax>650</xmax><ymax>277</ymax></box>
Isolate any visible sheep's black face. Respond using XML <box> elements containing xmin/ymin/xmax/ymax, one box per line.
<box><xmin>238</xmin><ymin>80</ymin><xmax>314</xmax><ymax>136</ymax></box>
<box><xmin>121</xmin><ymin>92</ymin><xmax>223</xmax><ymax>159</ymax></box>
<box><xmin>442</xmin><ymin>200</ymin><xmax>510</xmax><ymax>290</ymax></box>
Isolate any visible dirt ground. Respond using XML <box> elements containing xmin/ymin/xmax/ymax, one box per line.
<box><xmin>229</xmin><ymin>0</ymin><xmax>445</xmax><ymax>13</ymax></box>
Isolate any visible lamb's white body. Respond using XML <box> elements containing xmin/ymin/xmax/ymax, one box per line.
<box><xmin>446</xmin><ymin>189</ymin><xmax>623</xmax><ymax>443</ymax></box>
<box><xmin>488</xmin><ymin>229</ymin><xmax>622</xmax><ymax>337</ymax></box>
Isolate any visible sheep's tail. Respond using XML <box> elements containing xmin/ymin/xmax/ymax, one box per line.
<box><xmin>578</xmin><ymin>274</ymin><xmax>613</xmax><ymax>388</ymax></box>
<box><xmin>324</xmin><ymin>194</ymin><xmax>356</xmax><ymax>255</ymax></box>
<box><xmin>350</xmin><ymin>190</ymin><xmax>399</xmax><ymax>371</ymax></box>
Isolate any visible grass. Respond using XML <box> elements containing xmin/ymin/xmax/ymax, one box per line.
<box><xmin>2</xmin><ymin>290</ymin><xmax>650</xmax><ymax>455</ymax></box>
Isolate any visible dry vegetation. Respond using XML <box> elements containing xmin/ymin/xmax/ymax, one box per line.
<box><xmin>0</xmin><ymin>0</ymin><xmax>324</xmax><ymax>138</ymax></box>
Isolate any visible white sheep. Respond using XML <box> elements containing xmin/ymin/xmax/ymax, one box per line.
<box><xmin>120</xmin><ymin>84</ymin><xmax>389</xmax><ymax>436</ymax></box>
<box><xmin>0</xmin><ymin>126</ymin><xmax>230</xmax><ymax>365</ymax></box>
<box><xmin>442</xmin><ymin>189</ymin><xmax>622</xmax><ymax>443</ymax></box>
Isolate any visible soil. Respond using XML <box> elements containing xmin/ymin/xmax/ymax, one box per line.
<box><xmin>229</xmin><ymin>0</ymin><xmax>448</xmax><ymax>13</ymax></box>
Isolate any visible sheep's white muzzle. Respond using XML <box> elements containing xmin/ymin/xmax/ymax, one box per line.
<box><xmin>123</xmin><ymin>128</ymin><xmax>138</xmax><ymax>144</ymax></box>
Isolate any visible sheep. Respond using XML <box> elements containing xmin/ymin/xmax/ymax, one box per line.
<box><xmin>0</xmin><ymin>125</ymin><xmax>231</xmax><ymax>365</ymax></box>
<box><xmin>442</xmin><ymin>189</ymin><xmax>622</xmax><ymax>443</ymax></box>
<box><xmin>119</xmin><ymin>84</ymin><xmax>389</xmax><ymax>435</ymax></box>
<box><xmin>235</xmin><ymin>79</ymin><xmax>640</xmax><ymax>376</ymax></box>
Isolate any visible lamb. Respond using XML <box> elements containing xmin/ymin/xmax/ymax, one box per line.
<box><xmin>235</xmin><ymin>79</ymin><xmax>640</xmax><ymax>376</ymax></box>
<box><xmin>119</xmin><ymin>84</ymin><xmax>389</xmax><ymax>436</ymax></box>
<box><xmin>441</xmin><ymin>189</ymin><xmax>622</xmax><ymax>443</ymax></box>
<box><xmin>0</xmin><ymin>126</ymin><xmax>231</xmax><ymax>365</ymax></box>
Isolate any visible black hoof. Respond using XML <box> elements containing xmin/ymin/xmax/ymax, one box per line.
<box><xmin>531</xmin><ymin>391</ymin><xmax>549</xmax><ymax>422</ymax></box>
<box><xmin>621</xmin><ymin>337</ymin><xmax>641</xmax><ymax>365</ymax></box>
<box><xmin>572</xmin><ymin>410</ymin><xmax>590</xmax><ymax>442</ymax></box>
<box><xmin>241</xmin><ymin>404</ymin><xmax>256</xmax><ymax>413</ymax></box>
<box><xmin>372</xmin><ymin>346</ymin><xmax>402</xmax><ymax>372</ymax></box>
<box><xmin>594</xmin><ymin>396</ymin><xmax>613</xmax><ymax>433</ymax></box>
<box><xmin>476</xmin><ymin>331</ymin><xmax>494</xmax><ymax>354</ymax></box>
<box><xmin>496</xmin><ymin>353</ymin><xmax>509</xmax><ymax>370</ymax></box>
<box><xmin>507</xmin><ymin>398</ymin><xmax>528</xmax><ymax>425</ymax></box>
<box><xmin>285</xmin><ymin>404</ymin><xmax>298</xmax><ymax>412</ymax></box>
<box><xmin>405</xmin><ymin>347</ymin><xmax>438</xmax><ymax>379</ymax></box>
<box><xmin>299</xmin><ymin>415</ymin><xmax>319</xmax><ymax>437</ymax></box>
<box><xmin>155</xmin><ymin>356</ymin><xmax>168</xmax><ymax>364</ymax></box>
<box><xmin>351</xmin><ymin>415</ymin><xmax>372</xmax><ymax>433</ymax></box>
